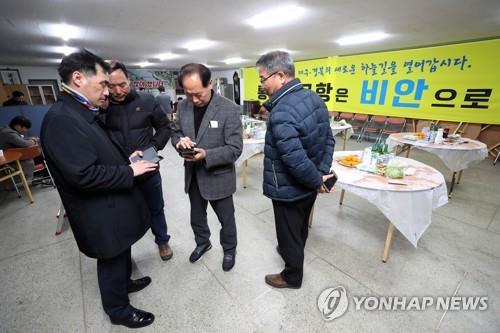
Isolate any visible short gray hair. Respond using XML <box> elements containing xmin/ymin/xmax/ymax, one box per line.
<box><xmin>256</xmin><ymin>51</ymin><xmax>295</xmax><ymax>77</ymax></box>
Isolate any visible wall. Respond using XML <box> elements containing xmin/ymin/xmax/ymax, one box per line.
<box><xmin>0</xmin><ymin>65</ymin><xmax>60</xmax><ymax>86</ymax></box>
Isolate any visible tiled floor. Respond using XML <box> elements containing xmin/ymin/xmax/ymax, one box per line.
<box><xmin>1</xmin><ymin>138</ymin><xmax>499</xmax><ymax>332</ymax></box>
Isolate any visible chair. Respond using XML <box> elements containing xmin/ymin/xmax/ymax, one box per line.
<box><xmin>358</xmin><ymin>115</ymin><xmax>387</xmax><ymax>142</ymax></box>
<box><xmin>338</xmin><ymin>112</ymin><xmax>354</xmax><ymax>122</ymax></box>
<box><xmin>7</xmin><ymin>145</ymin><xmax>56</xmax><ymax>187</ymax></box>
<box><xmin>350</xmin><ymin>113</ymin><xmax>369</xmax><ymax>140</ymax></box>
<box><xmin>378</xmin><ymin>117</ymin><xmax>406</xmax><ymax>142</ymax></box>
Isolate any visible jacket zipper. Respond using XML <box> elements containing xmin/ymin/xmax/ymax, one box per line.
<box><xmin>272</xmin><ymin>161</ymin><xmax>279</xmax><ymax>189</ymax></box>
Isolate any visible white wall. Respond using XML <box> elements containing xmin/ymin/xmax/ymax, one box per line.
<box><xmin>0</xmin><ymin>65</ymin><xmax>60</xmax><ymax>86</ymax></box>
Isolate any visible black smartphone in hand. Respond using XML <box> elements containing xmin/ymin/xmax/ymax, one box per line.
<box><xmin>322</xmin><ymin>171</ymin><xmax>338</xmax><ymax>192</ymax></box>
<box><xmin>178</xmin><ymin>147</ymin><xmax>196</xmax><ymax>157</ymax></box>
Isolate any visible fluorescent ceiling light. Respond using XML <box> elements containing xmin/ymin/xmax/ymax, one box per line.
<box><xmin>40</xmin><ymin>22</ymin><xmax>84</xmax><ymax>41</ymax></box>
<box><xmin>223</xmin><ymin>57</ymin><xmax>247</xmax><ymax>65</ymax></box>
<box><xmin>183</xmin><ymin>39</ymin><xmax>216</xmax><ymax>51</ymax></box>
<box><xmin>336</xmin><ymin>32</ymin><xmax>390</xmax><ymax>46</ymax></box>
<box><xmin>246</xmin><ymin>5</ymin><xmax>306</xmax><ymax>29</ymax></box>
<box><xmin>157</xmin><ymin>52</ymin><xmax>179</xmax><ymax>61</ymax></box>
<box><xmin>52</xmin><ymin>45</ymin><xmax>78</xmax><ymax>55</ymax></box>
<box><xmin>138</xmin><ymin>61</ymin><xmax>154</xmax><ymax>67</ymax></box>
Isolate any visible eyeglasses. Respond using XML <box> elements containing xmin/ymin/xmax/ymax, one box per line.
<box><xmin>259</xmin><ymin>71</ymin><xmax>278</xmax><ymax>83</ymax></box>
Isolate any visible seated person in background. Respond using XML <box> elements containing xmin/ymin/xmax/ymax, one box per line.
<box><xmin>3</xmin><ymin>91</ymin><xmax>28</xmax><ymax>106</ymax></box>
<box><xmin>0</xmin><ymin>116</ymin><xmax>38</xmax><ymax>181</ymax></box>
<box><xmin>0</xmin><ymin>116</ymin><xmax>37</xmax><ymax>150</ymax></box>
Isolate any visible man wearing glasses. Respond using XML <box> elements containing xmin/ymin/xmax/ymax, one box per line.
<box><xmin>256</xmin><ymin>51</ymin><xmax>335</xmax><ymax>289</ymax></box>
<box><xmin>171</xmin><ymin>63</ymin><xmax>242</xmax><ymax>271</ymax></box>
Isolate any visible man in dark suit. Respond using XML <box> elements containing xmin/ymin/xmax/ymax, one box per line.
<box><xmin>171</xmin><ymin>63</ymin><xmax>242</xmax><ymax>271</ymax></box>
<box><xmin>40</xmin><ymin>50</ymin><xmax>157</xmax><ymax>328</ymax></box>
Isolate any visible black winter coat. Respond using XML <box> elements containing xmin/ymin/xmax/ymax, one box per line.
<box><xmin>41</xmin><ymin>93</ymin><xmax>150</xmax><ymax>259</ymax></box>
<box><xmin>105</xmin><ymin>90</ymin><xmax>171</xmax><ymax>156</ymax></box>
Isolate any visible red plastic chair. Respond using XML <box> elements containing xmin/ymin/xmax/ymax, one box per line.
<box><xmin>358</xmin><ymin>116</ymin><xmax>387</xmax><ymax>142</ymax></box>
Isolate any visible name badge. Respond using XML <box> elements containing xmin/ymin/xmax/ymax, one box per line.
<box><xmin>209</xmin><ymin>120</ymin><xmax>219</xmax><ymax>128</ymax></box>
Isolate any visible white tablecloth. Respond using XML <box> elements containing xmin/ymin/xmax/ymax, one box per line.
<box><xmin>331</xmin><ymin>123</ymin><xmax>353</xmax><ymax>140</ymax></box>
<box><xmin>235</xmin><ymin>138</ymin><xmax>265</xmax><ymax>167</ymax></box>
<box><xmin>332</xmin><ymin>151</ymin><xmax>448</xmax><ymax>247</ymax></box>
<box><xmin>387</xmin><ymin>133</ymin><xmax>488</xmax><ymax>172</ymax></box>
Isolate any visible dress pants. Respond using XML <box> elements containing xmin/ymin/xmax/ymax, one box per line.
<box><xmin>97</xmin><ymin>247</ymin><xmax>133</xmax><ymax>319</ymax></box>
<box><xmin>188</xmin><ymin>174</ymin><xmax>237</xmax><ymax>254</ymax></box>
<box><xmin>138</xmin><ymin>172</ymin><xmax>170</xmax><ymax>245</ymax></box>
<box><xmin>272</xmin><ymin>193</ymin><xmax>317</xmax><ymax>287</ymax></box>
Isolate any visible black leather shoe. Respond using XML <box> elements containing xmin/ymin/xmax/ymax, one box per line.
<box><xmin>189</xmin><ymin>242</ymin><xmax>212</xmax><ymax>263</ymax></box>
<box><xmin>127</xmin><ymin>276</ymin><xmax>152</xmax><ymax>293</ymax></box>
<box><xmin>222</xmin><ymin>253</ymin><xmax>235</xmax><ymax>271</ymax></box>
<box><xmin>110</xmin><ymin>308</ymin><xmax>155</xmax><ymax>328</ymax></box>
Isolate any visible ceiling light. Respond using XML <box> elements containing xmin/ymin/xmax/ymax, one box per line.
<box><xmin>223</xmin><ymin>57</ymin><xmax>247</xmax><ymax>65</ymax></box>
<box><xmin>138</xmin><ymin>61</ymin><xmax>154</xmax><ymax>67</ymax></box>
<box><xmin>336</xmin><ymin>32</ymin><xmax>390</xmax><ymax>46</ymax></box>
<box><xmin>157</xmin><ymin>52</ymin><xmax>179</xmax><ymax>61</ymax></box>
<box><xmin>53</xmin><ymin>45</ymin><xmax>78</xmax><ymax>55</ymax></box>
<box><xmin>40</xmin><ymin>22</ymin><xmax>84</xmax><ymax>41</ymax></box>
<box><xmin>183</xmin><ymin>39</ymin><xmax>216</xmax><ymax>51</ymax></box>
<box><xmin>246</xmin><ymin>5</ymin><xmax>306</xmax><ymax>29</ymax></box>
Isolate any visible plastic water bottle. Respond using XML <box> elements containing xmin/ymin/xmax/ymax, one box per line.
<box><xmin>435</xmin><ymin>128</ymin><xmax>444</xmax><ymax>144</ymax></box>
<box><xmin>362</xmin><ymin>147</ymin><xmax>372</xmax><ymax>164</ymax></box>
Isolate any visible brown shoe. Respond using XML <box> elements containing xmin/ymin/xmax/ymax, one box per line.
<box><xmin>265</xmin><ymin>273</ymin><xmax>301</xmax><ymax>289</ymax></box>
<box><xmin>159</xmin><ymin>243</ymin><xmax>173</xmax><ymax>261</ymax></box>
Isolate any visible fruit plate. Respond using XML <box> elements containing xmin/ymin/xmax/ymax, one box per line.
<box><xmin>337</xmin><ymin>160</ymin><xmax>361</xmax><ymax>168</ymax></box>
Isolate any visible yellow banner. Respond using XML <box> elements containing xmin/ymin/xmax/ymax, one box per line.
<box><xmin>243</xmin><ymin>39</ymin><xmax>500</xmax><ymax>124</ymax></box>
<box><xmin>243</xmin><ymin>58</ymin><xmax>335</xmax><ymax>109</ymax></box>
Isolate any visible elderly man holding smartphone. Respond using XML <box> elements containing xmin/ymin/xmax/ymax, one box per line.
<box><xmin>171</xmin><ymin>63</ymin><xmax>242</xmax><ymax>272</ymax></box>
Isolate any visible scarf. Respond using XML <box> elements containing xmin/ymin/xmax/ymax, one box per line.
<box><xmin>61</xmin><ymin>82</ymin><xmax>99</xmax><ymax>113</ymax></box>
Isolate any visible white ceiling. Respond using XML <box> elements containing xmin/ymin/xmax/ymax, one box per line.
<box><xmin>1</xmin><ymin>0</ymin><xmax>499</xmax><ymax>70</ymax></box>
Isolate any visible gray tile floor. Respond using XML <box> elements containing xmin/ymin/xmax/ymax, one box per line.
<box><xmin>1</xmin><ymin>138</ymin><xmax>499</xmax><ymax>332</ymax></box>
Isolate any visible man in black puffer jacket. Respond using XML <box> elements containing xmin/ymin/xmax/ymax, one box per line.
<box><xmin>257</xmin><ymin>51</ymin><xmax>335</xmax><ymax>289</ymax></box>
<box><xmin>105</xmin><ymin>61</ymin><xmax>173</xmax><ymax>261</ymax></box>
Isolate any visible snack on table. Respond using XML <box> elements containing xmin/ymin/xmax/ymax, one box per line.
<box><xmin>338</xmin><ymin>154</ymin><xmax>361</xmax><ymax>167</ymax></box>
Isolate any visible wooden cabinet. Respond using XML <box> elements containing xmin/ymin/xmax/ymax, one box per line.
<box><xmin>27</xmin><ymin>85</ymin><xmax>56</xmax><ymax>105</ymax></box>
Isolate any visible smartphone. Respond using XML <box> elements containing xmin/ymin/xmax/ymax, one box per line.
<box><xmin>322</xmin><ymin>171</ymin><xmax>338</xmax><ymax>192</ymax></box>
<box><xmin>178</xmin><ymin>147</ymin><xmax>196</xmax><ymax>156</ymax></box>
<box><xmin>130</xmin><ymin>147</ymin><xmax>163</xmax><ymax>163</ymax></box>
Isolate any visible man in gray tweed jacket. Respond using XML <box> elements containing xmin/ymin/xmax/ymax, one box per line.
<box><xmin>171</xmin><ymin>63</ymin><xmax>242</xmax><ymax>271</ymax></box>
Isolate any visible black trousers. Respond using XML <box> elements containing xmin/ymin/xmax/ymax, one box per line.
<box><xmin>97</xmin><ymin>247</ymin><xmax>132</xmax><ymax>319</ymax></box>
<box><xmin>188</xmin><ymin>174</ymin><xmax>237</xmax><ymax>254</ymax></box>
<box><xmin>272</xmin><ymin>193</ymin><xmax>317</xmax><ymax>287</ymax></box>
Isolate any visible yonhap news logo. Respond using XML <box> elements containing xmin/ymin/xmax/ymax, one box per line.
<box><xmin>318</xmin><ymin>285</ymin><xmax>488</xmax><ymax>321</ymax></box>
<box><xmin>317</xmin><ymin>286</ymin><xmax>349</xmax><ymax>321</ymax></box>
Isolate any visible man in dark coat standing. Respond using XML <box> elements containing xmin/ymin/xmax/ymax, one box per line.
<box><xmin>256</xmin><ymin>51</ymin><xmax>335</xmax><ymax>289</ymax></box>
<box><xmin>41</xmin><ymin>50</ymin><xmax>157</xmax><ymax>329</ymax></box>
<box><xmin>106</xmin><ymin>60</ymin><xmax>173</xmax><ymax>262</ymax></box>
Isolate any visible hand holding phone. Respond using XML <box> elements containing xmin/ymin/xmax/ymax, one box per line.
<box><xmin>178</xmin><ymin>147</ymin><xmax>196</xmax><ymax>157</ymax></box>
<box><xmin>321</xmin><ymin>171</ymin><xmax>338</xmax><ymax>192</ymax></box>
